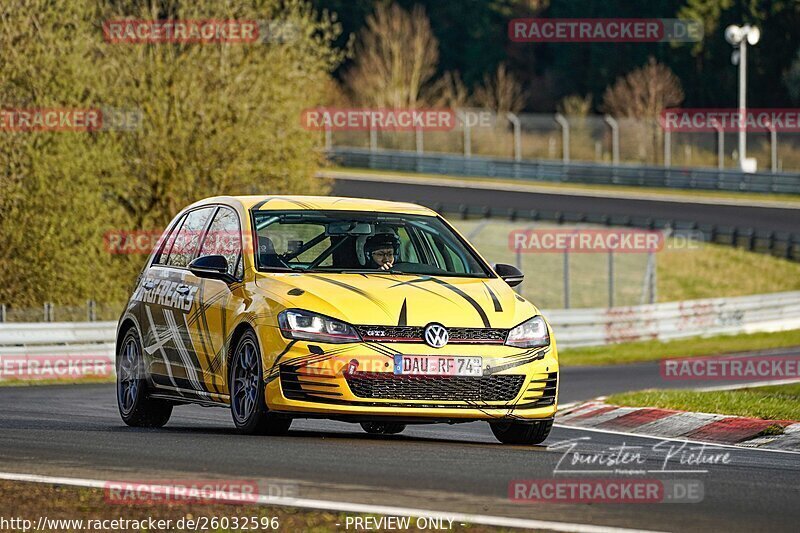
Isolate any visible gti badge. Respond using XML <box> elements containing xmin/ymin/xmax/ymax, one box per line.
<box><xmin>424</xmin><ymin>323</ymin><xmax>449</xmax><ymax>348</ymax></box>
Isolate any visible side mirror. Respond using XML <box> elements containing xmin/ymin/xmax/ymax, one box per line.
<box><xmin>189</xmin><ymin>255</ymin><xmax>235</xmax><ymax>283</ymax></box>
<box><xmin>494</xmin><ymin>263</ymin><xmax>524</xmax><ymax>287</ymax></box>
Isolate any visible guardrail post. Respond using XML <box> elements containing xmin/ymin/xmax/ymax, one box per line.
<box><xmin>554</xmin><ymin>113</ymin><xmax>570</xmax><ymax>164</ymax></box>
<box><xmin>715</xmin><ymin>124</ymin><xmax>724</xmax><ymax>169</ymax></box>
<box><xmin>664</xmin><ymin>130</ymin><xmax>671</xmax><ymax>168</ymax></box>
<box><xmin>507</xmin><ymin>112</ymin><xmax>522</xmax><ymax>162</ymax></box>
<box><xmin>603</xmin><ymin>115</ymin><xmax>619</xmax><ymax>166</ymax></box>
<box><xmin>44</xmin><ymin>302</ymin><xmax>53</xmax><ymax>322</ymax></box>
<box><xmin>87</xmin><ymin>300</ymin><xmax>96</xmax><ymax>322</ymax></box>
<box><xmin>0</xmin><ymin>304</ymin><xmax>5</xmax><ymax>323</ymax></box>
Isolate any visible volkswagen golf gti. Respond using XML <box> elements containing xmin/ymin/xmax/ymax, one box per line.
<box><xmin>115</xmin><ymin>196</ymin><xmax>559</xmax><ymax>444</ymax></box>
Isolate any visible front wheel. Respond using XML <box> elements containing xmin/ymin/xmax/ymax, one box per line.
<box><xmin>117</xmin><ymin>328</ymin><xmax>173</xmax><ymax>428</ymax></box>
<box><xmin>230</xmin><ymin>330</ymin><xmax>292</xmax><ymax>435</ymax></box>
<box><xmin>490</xmin><ymin>419</ymin><xmax>552</xmax><ymax>445</ymax></box>
<box><xmin>360</xmin><ymin>422</ymin><xmax>406</xmax><ymax>435</ymax></box>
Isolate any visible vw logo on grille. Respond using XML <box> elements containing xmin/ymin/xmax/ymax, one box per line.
<box><xmin>424</xmin><ymin>323</ymin><xmax>449</xmax><ymax>348</ymax></box>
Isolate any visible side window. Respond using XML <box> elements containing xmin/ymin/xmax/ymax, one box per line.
<box><xmin>199</xmin><ymin>207</ymin><xmax>242</xmax><ymax>278</ymax></box>
<box><xmin>153</xmin><ymin>214</ymin><xmax>186</xmax><ymax>266</ymax></box>
<box><xmin>167</xmin><ymin>207</ymin><xmax>215</xmax><ymax>268</ymax></box>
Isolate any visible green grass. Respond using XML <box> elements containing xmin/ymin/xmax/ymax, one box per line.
<box><xmin>657</xmin><ymin>242</ymin><xmax>800</xmax><ymax>301</ymax></box>
<box><xmin>559</xmin><ymin>328</ymin><xmax>800</xmax><ymax>366</ymax></box>
<box><xmin>446</xmin><ymin>219</ymin><xmax>800</xmax><ymax>309</ymax></box>
<box><xmin>325</xmin><ymin>167</ymin><xmax>800</xmax><ymax>205</ymax></box>
<box><xmin>606</xmin><ymin>382</ymin><xmax>800</xmax><ymax>421</ymax></box>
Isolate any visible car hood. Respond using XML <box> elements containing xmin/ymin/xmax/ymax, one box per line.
<box><xmin>254</xmin><ymin>272</ymin><xmax>540</xmax><ymax>329</ymax></box>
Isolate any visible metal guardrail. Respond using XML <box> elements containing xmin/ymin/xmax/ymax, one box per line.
<box><xmin>330</xmin><ymin>147</ymin><xmax>800</xmax><ymax>195</ymax></box>
<box><xmin>544</xmin><ymin>291</ymin><xmax>800</xmax><ymax>348</ymax></box>
<box><xmin>2</xmin><ymin>291</ymin><xmax>799</xmax><ymax>355</ymax></box>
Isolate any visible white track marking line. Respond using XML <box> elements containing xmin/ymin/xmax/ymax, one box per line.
<box><xmin>692</xmin><ymin>378</ymin><xmax>800</xmax><ymax>392</ymax></box>
<box><xmin>553</xmin><ymin>423</ymin><xmax>800</xmax><ymax>455</ymax></box>
<box><xmin>0</xmin><ymin>471</ymin><xmax>664</xmax><ymax>533</ymax></box>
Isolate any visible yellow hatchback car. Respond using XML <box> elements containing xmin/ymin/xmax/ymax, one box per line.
<box><xmin>116</xmin><ymin>196</ymin><xmax>558</xmax><ymax>444</ymax></box>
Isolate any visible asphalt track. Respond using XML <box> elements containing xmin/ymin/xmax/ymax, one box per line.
<box><xmin>329</xmin><ymin>174</ymin><xmax>800</xmax><ymax>234</ymax></box>
<box><xmin>2</xmin><ymin>350</ymin><xmax>799</xmax><ymax>532</ymax></box>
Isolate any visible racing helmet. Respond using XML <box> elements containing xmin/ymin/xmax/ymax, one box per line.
<box><xmin>362</xmin><ymin>232</ymin><xmax>400</xmax><ymax>265</ymax></box>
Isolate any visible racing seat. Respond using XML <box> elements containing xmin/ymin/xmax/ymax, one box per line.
<box><xmin>258</xmin><ymin>237</ymin><xmax>284</xmax><ymax>268</ymax></box>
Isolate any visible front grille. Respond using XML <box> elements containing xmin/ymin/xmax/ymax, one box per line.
<box><xmin>345</xmin><ymin>373</ymin><xmax>525</xmax><ymax>402</ymax></box>
<box><xmin>356</xmin><ymin>325</ymin><xmax>507</xmax><ymax>344</ymax></box>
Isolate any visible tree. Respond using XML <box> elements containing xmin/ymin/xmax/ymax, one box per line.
<box><xmin>0</xmin><ymin>0</ymin><xmax>342</xmax><ymax>307</ymax></box>
<box><xmin>343</xmin><ymin>3</ymin><xmax>439</xmax><ymax>108</ymax></box>
<box><xmin>602</xmin><ymin>58</ymin><xmax>684</xmax><ymax>163</ymax></box>
<box><xmin>602</xmin><ymin>58</ymin><xmax>684</xmax><ymax>119</ymax></box>
<box><xmin>473</xmin><ymin>63</ymin><xmax>526</xmax><ymax>114</ymax></box>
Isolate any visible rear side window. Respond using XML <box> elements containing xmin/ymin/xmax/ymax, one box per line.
<box><xmin>152</xmin><ymin>214</ymin><xmax>186</xmax><ymax>266</ymax></box>
<box><xmin>199</xmin><ymin>207</ymin><xmax>243</xmax><ymax>278</ymax></box>
<box><xmin>166</xmin><ymin>207</ymin><xmax>215</xmax><ymax>268</ymax></box>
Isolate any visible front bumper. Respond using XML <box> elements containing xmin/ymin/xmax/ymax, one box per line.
<box><xmin>264</xmin><ymin>340</ymin><xmax>559</xmax><ymax>421</ymax></box>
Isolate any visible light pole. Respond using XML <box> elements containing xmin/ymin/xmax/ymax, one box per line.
<box><xmin>725</xmin><ymin>24</ymin><xmax>760</xmax><ymax>172</ymax></box>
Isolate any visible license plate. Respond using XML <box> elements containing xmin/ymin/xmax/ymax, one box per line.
<box><xmin>393</xmin><ymin>355</ymin><xmax>483</xmax><ymax>377</ymax></box>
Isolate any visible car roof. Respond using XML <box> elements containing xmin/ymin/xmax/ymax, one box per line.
<box><xmin>189</xmin><ymin>195</ymin><xmax>438</xmax><ymax>216</ymax></box>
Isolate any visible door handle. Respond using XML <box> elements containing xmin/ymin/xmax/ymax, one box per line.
<box><xmin>143</xmin><ymin>281</ymin><xmax>156</xmax><ymax>290</ymax></box>
<box><xmin>176</xmin><ymin>285</ymin><xmax>191</xmax><ymax>295</ymax></box>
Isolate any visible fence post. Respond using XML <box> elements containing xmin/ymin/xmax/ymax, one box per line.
<box><xmin>715</xmin><ymin>124</ymin><xmax>724</xmax><ymax>169</ymax></box>
<box><xmin>324</xmin><ymin>123</ymin><xmax>332</xmax><ymax>152</ymax></box>
<box><xmin>461</xmin><ymin>111</ymin><xmax>472</xmax><ymax>158</ymax></box>
<box><xmin>608</xmin><ymin>251</ymin><xmax>615</xmax><ymax>308</ymax></box>
<box><xmin>603</xmin><ymin>115</ymin><xmax>619</xmax><ymax>165</ymax></box>
<box><xmin>563</xmin><ymin>249</ymin><xmax>570</xmax><ymax>309</ymax></box>
<box><xmin>0</xmin><ymin>304</ymin><xmax>5</xmax><ymax>323</ymax></box>
<box><xmin>664</xmin><ymin>130</ymin><xmax>671</xmax><ymax>168</ymax></box>
<box><xmin>44</xmin><ymin>302</ymin><xmax>53</xmax><ymax>322</ymax></box>
<box><xmin>415</xmin><ymin>123</ymin><xmax>424</xmax><ymax>156</ymax></box>
<box><xmin>369</xmin><ymin>121</ymin><xmax>377</xmax><ymax>152</ymax></box>
<box><xmin>507</xmin><ymin>112</ymin><xmax>522</xmax><ymax>162</ymax></box>
<box><xmin>87</xmin><ymin>300</ymin><xmax>96</xmax><ymax>322</ymax></box>
<box><xmin>554</xmin><ymin>113</ymin><xmax>570</xmax><ymax>163</ymax></box>
<box><xmin>770</xmin><ymin>125</ymin><xmax>777</xmax><ymax>174</ymax></box>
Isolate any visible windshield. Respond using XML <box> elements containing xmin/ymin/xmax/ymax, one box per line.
<box><xmin>252</xmin><ymin>210</ymin><xmax>491</xmax><ymax>277</ymax></box>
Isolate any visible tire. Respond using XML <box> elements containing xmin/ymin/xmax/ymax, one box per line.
<box><xmin>360</xmin><ymin>422</ymin><xmax>406</xmax><ymax>435</ymax></box>
<box><xmin>116</xmin><ymin>328</ymin><xmax>173</xmax><ymax>428</ymax></box>
<box><xmin>230</xmin><ymin>330</ymin><xmax>292</xmax><ymax>436</ymax></box>
<box><xmin>490</xmin><ymin>419</ymin><xmax>553</xmax><ymax>445</ymax></box>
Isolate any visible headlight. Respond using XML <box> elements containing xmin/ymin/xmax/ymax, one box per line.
<box><xmin>278</xmin><ymin>309</ymin><xmax>361</xmax><ymax>344</ymax></box>
<box><xmin>505</xmin><ymin>316</ymin><xmax>550</xmax><ymax>348</ymax></box>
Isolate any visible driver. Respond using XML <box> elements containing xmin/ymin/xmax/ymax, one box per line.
<box><xmin>363</xmin><ymin>233</ymin><xmax>400</xmax><ymax>270</ymax></box>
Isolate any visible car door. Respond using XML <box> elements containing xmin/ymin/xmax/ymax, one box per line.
<box><xmin>141</xmin><ymin>206</ymin><xmax>215</xmax><ymax>393</ymax></box>
<box><xmin>190</xmin><ymin>206</ymin><xmax>246</xmax><ymax>398</ymax></box>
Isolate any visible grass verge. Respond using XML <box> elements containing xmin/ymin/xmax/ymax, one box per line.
<box><xmin>0</xmin><ymin>480</ymin><xmax>510</xmax><ymax>532</ymax></box>
<box><xmin>559</xmin><ymin>328</ymin><xmax>800</xmax><ymax>366</ymax></box>
<box><xmin>605</xmin><ymin>382</ymin><xmax>800</xmax><ymax>421</ymax></box>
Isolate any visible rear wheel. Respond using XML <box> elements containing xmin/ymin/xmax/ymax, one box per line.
<box><xmin>230</xmin><ymin>330</ymin><xmax>292</xmax><ymax>435</ymax></box>
<box><xmin>490</xmin><ymin>419</ymin><xmax>552</xmax><ymax>445</ymax></box>
<box><xmin>360</xmin><ymin>422</ymin><xmax>406</xmax><ymax>435</ymax></box>
<box><xmin>117</xmin><ymin>328</ymin><xmax>172</xmax><ymax>428</ymax></box>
